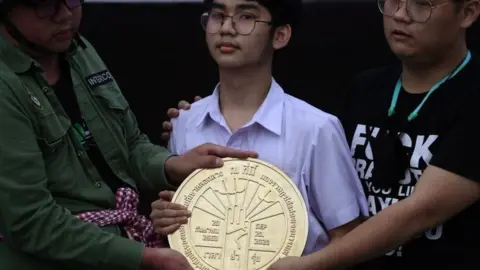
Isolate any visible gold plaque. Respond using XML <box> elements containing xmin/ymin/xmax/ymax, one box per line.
<box><xmin>168</xmin><ymin>158</ymin><xmax>308</xmax><ymax>270</ymax></box>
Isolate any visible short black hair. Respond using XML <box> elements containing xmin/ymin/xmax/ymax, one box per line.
<box><xmin>0</xmin><ymin>0</ymin><xmax>31</xmax><ymax>10</ymax></box>
<box><xmin>203</xmin><ymin>0</ymin><xmax>302</xmax><ymax>31</ymax></box>
<box><xmin>452</xmin><ymin>0</ymin><xmax>467</xmax><ymax>12</ymax></box>
<box><xmin>0</xmin><ymin>0</ymin><xmax>57</xmax><ymax>16</ymax></box>
<box><xmin>0</xmin><ymin>0</ymin><xmax>26</xmax><ymax>21</ymax></box>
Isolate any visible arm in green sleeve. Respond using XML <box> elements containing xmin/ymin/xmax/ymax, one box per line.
<box><xmin>0</xmin><ymin>82</ymin><xmax>144</xmax><ymax>270</ymax></box>
<box><xmin>123</xmin><ymin>107</ymin><xmax>177</xmax><ymax>192</ymax></box>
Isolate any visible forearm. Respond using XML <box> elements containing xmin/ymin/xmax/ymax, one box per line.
<box><xmin>327</xmin><ymin>217</ymin><xmax>363</xmax><ymax>243</ymax></box>
<box><xmin>308</xmin><ymin>198</ymin><xmax>426</xmax><ymax>269</ymax></box>
<box><xmin>124</xmin><ymin>111</ymin><xmax>176</xmax><ymax>192</ymax></box>
<box><xmin>129</xmin><ymin>133</ymin><xmax>176</xmax><ymax>191</ymax></box>
<box><xmin>0</xmin><ymin>187</ymin><xmax>144</xmax><ymax>270</ymax></box>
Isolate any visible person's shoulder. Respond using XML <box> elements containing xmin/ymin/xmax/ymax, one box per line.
<box><xmin>171</xmin><ymin>95</ymin><xmax>215</xmax><ymax>128</ymax></box>
<box><xmin>179</xmin><ymin>95</ymin><xmax>214</xmax><ymax>119</ymax></box>
<box><xmin>70</xmin><ymin>34</ymin><xmax>104</xmax><ymax>63</ymax></box>
<box><xmin>284</xmin><ymin>94</ymin><xmax>338</xmax><ymax>123</ymax></box>
<box><xmin>283</xmin><ymin>94</ymin><xmax>343</xmax><ymax>137</ymax></box>
<box><xmin>444</xmin><ymin>51</ymin><xmax>480</xmax><ymax>110</ymax></box>
<box><xmin>75</xmin><ymin>34</ymin><xmax>97</xmax><ymax>53</ymax></box>
<box><xmin>0</xmin><ymin>65</ymin><xmax>25</xmax><ymax>97</ymax></box>
<box><xmin>460</xmin><ymin>51</ymin><xmax>480</xmax><ymax>89</ymax></box>
<box><xmin>0</xmin><ymin>74</ymin><xmax>30</xmax><ymax>115</ymax></box>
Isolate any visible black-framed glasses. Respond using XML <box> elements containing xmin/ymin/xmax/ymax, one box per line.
<box><xmin>377</xmin><ymin>0</ymin><xmax>450</xmax><ymax>23</ymax></box>
<box><xmin>24</xmin><ymin>0</ymin><xmax>84</xmax><ymax>19</ymax></box>
<box><xmin>200</xmin><ymin>11</ymin><xmax>272</xmax><ymax>36</ymax></box>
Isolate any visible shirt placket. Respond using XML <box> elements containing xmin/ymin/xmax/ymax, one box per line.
<box><xmin>31</xmin><ymin>67</ymin><xmax>105</xmax><ymax>190</ymax></box>
<box><xmin>67</xmin><ymin>58</ymin><xmax>127</xmax><ymax>186</ymax></box>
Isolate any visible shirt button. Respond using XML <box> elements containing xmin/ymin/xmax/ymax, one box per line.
<box><xmin>42</xmin><ymin>87</ymin><xmax>49</xmax><ymax>93</ymax></box>
<box><xmin>95</xmin><ymin>182</ymin><xmax>101</xmax><ymax>188</ymax></box>
<box><xmin>77</xmin><ymin>151</ymin><xmax>84</xmax><ymax>157</ymax></box>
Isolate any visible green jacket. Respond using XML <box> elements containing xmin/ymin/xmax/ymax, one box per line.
<box><xmin>0</xmin><ymin>34</ymin><xmax>175</xmax><ymax>270</ymax></box>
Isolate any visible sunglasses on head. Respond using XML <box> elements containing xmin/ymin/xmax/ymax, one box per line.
<box><xmin>22</xmin><ymin>0</ymin><xmax>84</xmax><ymax>19</ymax></box>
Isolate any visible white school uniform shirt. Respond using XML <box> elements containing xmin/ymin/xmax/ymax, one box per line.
<box><xmin>168</xmin><ymin>78</ymin><xmax>368</xmax><ymax>255</ymax></box>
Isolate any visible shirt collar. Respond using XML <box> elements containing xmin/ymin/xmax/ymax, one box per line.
<box><xmin>0</xmin><ymin>33</ymin><xmax>86</xmax><ymax>74</ymax></box>
<box><xmin>195</xmin><ymin>78</ymin><xmax>285</xmax><ymax>136</ymax></box>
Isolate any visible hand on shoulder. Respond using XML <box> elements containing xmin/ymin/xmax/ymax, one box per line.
<box><xmin>160</xmin><ymin>96</ymin><xmax>202</xmax><ymax>142</ymax></box>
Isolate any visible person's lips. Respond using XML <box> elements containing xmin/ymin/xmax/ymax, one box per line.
<box><xmin>391</xmin><ymin>29</ymin><xmax>413</xmax><ymax>41</ymax></box>
<box><xmin>217</xmin><ymin>41</ymin><xmax>239</xmax><ymax>53</ymax></box>
<box><xmin>53</xmin><ymin>29</ymin><xmax>73</xmax><ymax>41</ymax></box>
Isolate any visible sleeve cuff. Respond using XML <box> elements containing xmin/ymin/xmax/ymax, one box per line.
<box><xmin>145</xmin><ymin>151</ymin><xmax>177</xmax><ymax>191</ymax></box>
<box><xmin>102</xmin><ymin>237</ymin><xmax>145</xmax><ymax>270</ymax></box>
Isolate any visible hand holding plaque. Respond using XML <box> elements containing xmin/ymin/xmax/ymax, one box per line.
<box><xmin>167</xmin><ymin>158</ymin><xmax>308</xmax><ymax>270</ymax></box>
<box><xmin>151</xmin><ymin>191</ymin><xmax>192</xmax><ymax>236</ymax></box>
<box><xmin>164</xmin><ymin>143</ymin><xmax>258</xmax><ymax>186</ymax></box>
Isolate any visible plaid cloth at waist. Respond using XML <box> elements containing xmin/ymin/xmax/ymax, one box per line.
<box><xmin>0</xmin><ymin>187</ymin><xmax>163</xmax><ymax>248</ymax></box>
<box><xmin>77</xmin><ymin>187</ymin><xmax>163</xmax><ymax>247</ymax></box>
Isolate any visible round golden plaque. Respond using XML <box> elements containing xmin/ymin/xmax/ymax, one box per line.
<box><xmin>168</xmin><ymin>158</ymin><xmax>308</xmax><ymax>270</ymax></box>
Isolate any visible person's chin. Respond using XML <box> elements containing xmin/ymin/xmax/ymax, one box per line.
<box><xmin>214</xmin><ymin>55</ymin><xmax>245</xmax><ymax>69</ymax></box>
<box><xmin>389</xmin><ymin>40</ymin><xmax>417</xmax><ymax>59</ymax></box>
<box><xmin>49</xmin><ymin>41</ymin><xmax>73</xmax><ymax>53</ymax></box>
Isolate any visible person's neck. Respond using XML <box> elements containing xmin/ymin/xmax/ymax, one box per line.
<box><xmin>401</xmin><ymin>41</ymin><xmax>468</xmax><ymax>94</ymax></box>
<box><xmin>218</xmin><ymin>64</ymin><xmax>272</xmax><ymax>111</ymax></box>
<box><xmin>217</xmin><ymin>64</ymin><xmax>272</xmax><ymax>132</ymax></box>
<box><xmin>0</xmin><ymin>26</ymin><xmax>61</xmax><ymax>85</ymax></box>
<box><xmin>38</xmin><ymin>54</ymin><xmax>61</xmax><ymax>85</ymax></box>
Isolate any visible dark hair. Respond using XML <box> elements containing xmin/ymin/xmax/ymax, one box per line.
<box><xmin>0</xmin><ymin>0</ymin><xmax>53</xmax><ymax>18</ymax></box>
<box><xmin>0</xmin><ymin>0</ymin><xmax>23</xmax><ymax>21</ymax></box>
<box><xmin>203</xmin><ymin>0</ymin><xmax>302</xmax><ymax>31</ymax></box>
<box><xmin>452</xmin><ymin>0</ymin><xmax>467</xmax><ymax>12</ymax></box>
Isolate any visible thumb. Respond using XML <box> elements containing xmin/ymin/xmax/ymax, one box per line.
<box><xmin>196</xmin><ymin>155</ymin><xmax>224</xmax><ymax>169</ymax></box>
<box><xmin>158</xmin><ymin>190</ymin><xmax>175</xmax><ymax>201</ymax></box>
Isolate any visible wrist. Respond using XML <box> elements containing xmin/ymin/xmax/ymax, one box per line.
<box><xmin>164</xmin><ymin>155</ymin><xmax>180</xmax><ymax>186</ymax></box>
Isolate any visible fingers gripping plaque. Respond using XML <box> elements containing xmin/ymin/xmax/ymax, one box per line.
<box><xmin>168</xmin><ymin>158</ymin><xmax>308</xmax><ymax>270</ymax></box>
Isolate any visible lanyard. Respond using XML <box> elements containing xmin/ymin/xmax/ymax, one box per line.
<box><xmin>388</xmin><ymin>50</ymin><xmax>472</xmax><ymax>121</ymax></box>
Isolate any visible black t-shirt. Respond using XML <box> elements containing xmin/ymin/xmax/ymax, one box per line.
<box><xmin>341</xmin><ymin>53</ymin><xmax>480</xmax><ymax>269</ymax></box>
<box><xmin>53</xmin><ymin>59</ymin><xmax>125</xmax><ymax>194</ymax></box>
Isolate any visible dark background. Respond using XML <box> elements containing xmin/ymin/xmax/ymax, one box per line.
<box><xmin>80</xmin><ymin>1</ymin><xmax>480</xmax><ymax>147</ymax></box>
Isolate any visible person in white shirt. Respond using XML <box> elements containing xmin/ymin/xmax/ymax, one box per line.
<box><xmin>150</xmin><ymin>0</ymin><xmax>368</xmax><ymax>255</ymax></box>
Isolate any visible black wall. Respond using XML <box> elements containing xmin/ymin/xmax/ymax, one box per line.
<box><xmin>80</xmin><ymin>2</ymin><xmax>480</xmax><ymax>147</ymax></box>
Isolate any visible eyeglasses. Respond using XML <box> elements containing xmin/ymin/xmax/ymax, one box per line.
<box><xmin>25</xmin><ymin>0</ymin><xmax>84</xmax><ymax>19</ymax></box>
<box><xmin>377</xmin><ymin>0</ymin><xmax>450</xmax><ymax>23</ymax></box>
<box><xmin>200</xmin><ymin>11</ymin><xmax>272</xmax><ymax>36</ymax></box>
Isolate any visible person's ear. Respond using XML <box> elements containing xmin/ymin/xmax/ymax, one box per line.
<box><xmin>272</xmin><ymin>24</ymin><xmax>292</xmax><ymax>50</ymax></box>
<box><xmin>460</xmin><ymin>0</ymin><xmax>480</xmax><ymax>29</ymax></box>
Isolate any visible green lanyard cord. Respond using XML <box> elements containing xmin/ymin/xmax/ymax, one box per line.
<box><xmin>388</xmin><ymin>50</ymin><xmax>472</xmax><ymax>122</ymax></box>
